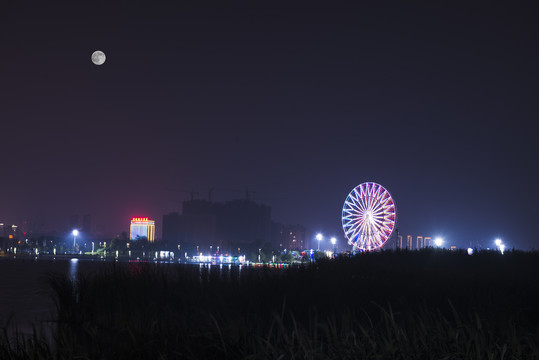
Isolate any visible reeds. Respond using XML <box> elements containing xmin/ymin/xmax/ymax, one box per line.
<box><xmin>2</xmin><ymin>249</ymin><xmax>539</xmax><ymax>359</ymax></box>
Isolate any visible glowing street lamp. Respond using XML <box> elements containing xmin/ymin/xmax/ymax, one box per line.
<box><xmin>434</xmin><ymin>237</ymin><xmax>443</xmax><ymax>247</ymax></box>
<box><xmin>72</xmin><ymin>229</ymin><xmax>79</xmax><ymax>250</ymax></box>
<box><xmin>495</xmin><ymin>238</ymin><xmax>505</xmax><ymax>254</ymax></box>
<box><xmin>316</xmin><ymin>233</ymin><xmax>323</xmax><ymax>251</ymax></box>
<box><xmin>331</xmin><ymin>237</ymin><xmax>337</xmax><ymax>257</ymax></box>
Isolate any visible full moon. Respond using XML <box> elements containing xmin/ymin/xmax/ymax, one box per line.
<box><xmin>91</xmin><ymin>50</ymin><xmax>106</xmax><ymax>65</ymax></box>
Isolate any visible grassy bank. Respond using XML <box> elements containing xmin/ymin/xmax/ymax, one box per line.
<box><xmin>2</xmin><ymin>249</ymin><xmax>539</xmax><ymax>359</ymax></box>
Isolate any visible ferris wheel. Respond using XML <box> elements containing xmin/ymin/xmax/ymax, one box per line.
<box><xmin>342</xmin><ymin>182</ymin><xmax>396</xmax><ymax>251</ymax></box>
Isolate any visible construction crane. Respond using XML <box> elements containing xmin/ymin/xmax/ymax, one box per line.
<box><xmin>165</xmin><ymin>188</ymin><xmax>200</xmax><ymax>202</ymax></box>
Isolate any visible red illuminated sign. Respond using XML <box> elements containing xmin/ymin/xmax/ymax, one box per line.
<box><xmin>131</xmin><ymin>217</ymin><xmax>152</xmax><ymax>222</ymax></box>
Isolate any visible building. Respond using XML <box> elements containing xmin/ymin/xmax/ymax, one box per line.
<box><xmin>182</xmin><ymin>200</ymin><xmax>217</xmax><ymax>251</ymax></box>
<box><xmin>424</xmin><ymin>236</ymin><xmax>432</xmax><ymax>247</ymax></box>
<box><xmin>0</xmin><ymin>223</ymin><xmax>20</xmax><ymax>251</ymax></box>
<box><xmin>162</xmin><ymin>212</ymin><xmax>182</xmax><ymax>245</ymax></box>
<box><xmin>216</xmin><ymin>199</ymin><xmax>272</xmax><ymax>251</ymax></box>
<box><xmin>271</xmin><ymin>222</ymin><xmax>306</xmax><ymax>250</ymax></box>
<box><xmin>130</xmin><ymin>217</ymin><xmax>155</xmax><ymax>243</ymax></box>
<box><xmin>163</xmin><ymin>198</ymin><xmax>274</xmax><ymax>255</ymax></box>
<box><xmin>416</xmin><ymin>236</ymin><xmax>424</xmax><ymax>249</ymax></box>
<box><xmin>407</xmin><ymin>235</ymin><xmax>413</xmax><ymax>250</ymax></box>
<box><xmin>397</xmin><ymin>235</ymin><xmax>403</xmax><ymax>249</ymax></box>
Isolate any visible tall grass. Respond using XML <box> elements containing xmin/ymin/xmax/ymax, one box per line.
<box><xmin>2</xmin><ymin>249</ymin><xmax>539</xmax><ymax>359</ymax></box>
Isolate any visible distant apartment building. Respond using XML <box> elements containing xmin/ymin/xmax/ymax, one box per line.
<box><xmin>416</xmin><ymin>236</ymin><xmax>424</xmax><ymax>249</ymax></box>
<box><xmin>397</xmin><ymin>235</ymin><xmax>403</xmax><ymax>249</ymax></box>
<box><xmin>407</xmin><ymin>235</ymin><xmax>413</xmax><ymax>250</ymax></box>
<box><xmin>0</xmin><ymin>223</ymin><xmax>20</xmax><ymax>250</ymax></box>
<box><xmin>424</xmin><ymin>236</ymin><xmax>432</xmax><ymax>247</ymax></box>
<box><xmin>130</xmin><ymin>217</ymin><xmax>155</xmax><ymax>242</ymax></box>
<box><xmin>162</xmin><ymin>198</ymin><xmax>273</xmax><ymax>254</ymax></box>
<box><xmin>271</xmin><ymin>222</ymin><xmax>306</xmax><ymax>250</ymax></box>
<box><xmin>0</xmin><ymin>223</ymin><xmax>5</xmax><ymax>250</ymax></box>
<box><xmin>162</xmin><ymin>212</ymin><xmax>182</xmax><ymax>245</ymax></box>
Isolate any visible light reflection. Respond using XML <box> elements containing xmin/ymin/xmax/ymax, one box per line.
<box><xmin>69</xmin><ymin>258</ymin><xmax>79</xmax><ymax>283</ymax></box>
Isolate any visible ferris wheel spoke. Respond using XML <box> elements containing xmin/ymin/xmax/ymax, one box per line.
<box><xmin>372</xmin><ymin>213</ymin><xmax>384</xmax><ymax>222</ymax></box>
<box><xmin>349</xmin><ymin>197</ymin><xmax>363</xmax><ymax>212</ymax></box>
<box><xmin>349</xmin><ymin>226</ymin><xmax>362</xmax><ymax>238</ymax></box>
<box><xmin>372</xmin><ymin>215</ymin><xmax>384</xmax><ymax>225</ymax></box>
<box><xmin>354</xmin><ymin>196</ymin><xmax>367</xmax><ymax>213</ymax></box>
<box><xmin>367</xmin><ymin>196</ymin><xmax>375</xmax><ymax>212</ymax></box>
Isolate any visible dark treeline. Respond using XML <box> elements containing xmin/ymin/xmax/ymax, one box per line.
<box><xmin>2</xmin><ymin>249</ymin><xmax>539</xmax><ymax>359</ymax></box>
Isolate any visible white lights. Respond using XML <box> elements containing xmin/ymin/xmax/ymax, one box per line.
<box><xmin>72</xmin><ymin>229</ymin><xmax>79</xmax><ymax>250</ymax></box>
<box><xmin>331</xmin><ymin>237</ymin><xmax>337</xmax><ymax>245</ymax></box>
<box><xmin>316</xmin><ymin>233</ymin><xmax>323</xmax><ymax>251</ymax></box>
<box><xmin>495</xmin><ymin>238</ymin><xmax>505</xmax><ymax>254</ymax></box>
<box><xmin>467</xmin><ymin>248</ymin><xmax>474</xmax><ymax>255</ymax></box>
<box><xmin>434</xmin><ymin>237</ymin><xmax>443</xmax><ymax>247</ymax></box>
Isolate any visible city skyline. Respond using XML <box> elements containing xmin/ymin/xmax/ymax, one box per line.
<box><xmin>0</xmin><ymin>195</ymin><xmax>516</xmax><ymax>252</ymax></box>
<box><xmin>1</xmin><ymin>2</ymin><xmax>538</xmax><ymax>249</ymax></box>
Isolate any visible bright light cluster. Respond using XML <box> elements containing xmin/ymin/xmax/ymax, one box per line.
<box><xmin>342</xmin><ymin>182</ymin><xmax>396</xmax><ymax>251</ymax></box>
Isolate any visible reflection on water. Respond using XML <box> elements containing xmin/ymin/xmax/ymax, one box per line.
<box><xmin>69</xmin><ymin>258</ymin><xmax>79</xmax><ymax>283</ymax></box>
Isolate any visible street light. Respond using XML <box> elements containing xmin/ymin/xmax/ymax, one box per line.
<box><xmin>434</xmin><ymin>237</ymin><xmax>443</xmax><ymax>247</ymax></box>
<box><xmin>331</xmin><ymin>237</ymin><xmax>337</xmax><ymax>258</ymax></box>
<box><xmin>495</xmin><ymin>239</ymin><xmax>505</xmax><ymax>254</ymax></box>
<box><xmin>316</xmin><ymin>233</ymin><xmax>323</xmax><ymax>251</ymax></box>
<box><xmin>72</xmin><ymin>229</ymin><xmax>79</xmax><ymax>250</ymax></box>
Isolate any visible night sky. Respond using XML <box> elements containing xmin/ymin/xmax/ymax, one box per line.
<box><xmin>1</xmin><ymin>1</ymin><xmax>538</xmax><ymax>249</ymax></box>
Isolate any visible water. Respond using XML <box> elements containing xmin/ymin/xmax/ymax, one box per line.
<box><xmin>0</xmin><ymin>256</ymin><xmax>243</xmax><ymax>333</ymax></box>
<box><xmin>0</xmin><ymin>255</ymin><xmax>262</xmax><ymax>336</ymax></box>
<box><xmin>0</xmin><ymin>256</ymin><xmax>105</xmax><ymax>335</ymax></box>
<box><xmin>0</xmin><ymin>257</ymin><xmax>61</xmax><ymax>334</ymax></box>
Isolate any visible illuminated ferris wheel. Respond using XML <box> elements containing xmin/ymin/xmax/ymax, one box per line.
<box><xmin>342</xmin><ymin>182</ymin><xmax>396</xmax><ymax>251</ymax></box>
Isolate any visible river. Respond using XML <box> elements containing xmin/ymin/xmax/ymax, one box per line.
<box><xmin>0</xmin><ymin>255</ymin><xmax>254</xmax><ymax>335</ymax></box>
<box><xmin>0</xmin><ymin>256</ymin><xmax>113</xmax><ymax>335</ymax></box>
